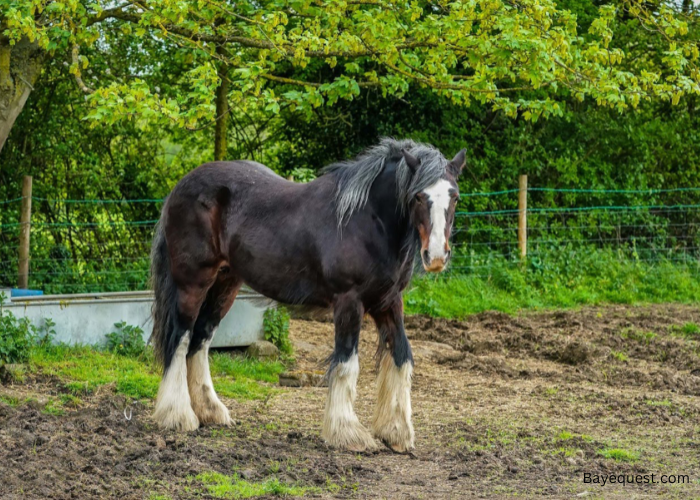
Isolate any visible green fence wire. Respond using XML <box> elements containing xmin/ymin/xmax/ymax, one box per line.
<box><xmin>1</xmin><ymin>187</ymin><xmax>700</xmax><ymax>293</ymax></box>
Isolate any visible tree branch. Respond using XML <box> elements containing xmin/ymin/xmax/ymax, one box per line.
<box><xmin>72</xmin><ymin>45</ymin><xmax>94</xmax><ymax>94</ymax></box>
<box><xmin>260</xmin><ymin>73</ymin><xmax>380</xmax><ymax>88</ymax></box>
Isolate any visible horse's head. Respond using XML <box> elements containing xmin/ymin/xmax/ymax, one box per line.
<box><xmin>403</xmin><ymin>148</ymin><xmax>466</xmax><ymax>273</ymax></box>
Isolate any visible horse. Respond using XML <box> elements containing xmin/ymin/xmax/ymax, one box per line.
<box><xmin>149</xmin><ymin>137</ymin><xmax>465</xmax><ymax>452</ymax></box>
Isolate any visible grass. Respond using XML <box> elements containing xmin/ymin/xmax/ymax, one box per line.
<box><xmin>598</xmin><ymin>447</ymin><xmax>640</xmax><ymax>462</ymax></box>
<box><xmin>0</xmin><ymin>394</ymin><xmax>20</xmax><ymax>407</ymax></box>
<box><xmin>620</xmin><ymin>328</ymin><xmax>657</xmax><ymax>344</ymax></box>
<box><xmin>611</xmin><ymin>350</ymin><xmax>628</xmax><ymax>362</ymax></box>
<box><xmin>646</xmin><ymin>399</ymin><xmax>673</xmax><ymax>407</ymax></box>
<box><xmin>195</xmin><ymin>472</ymin><xmax>314</xmax><ymax>499</ymax></box>
<box><xmin>30</xmin><ymin>344</ymin><xmax>161</xmax><ymax>399</ymax></box>
<box><xmin>210</xmin><ymin>353</ymin><xmax>285</xmax><ymax>401</ymax></box>
<box><xmin>556</xmin><ymin>431</ymin><xmax>574</xmax><ymax>441</ymax></box>
<box><xmin>27</xmin><ymin>344</ymin><xmax>285</xmax><ymax>401</ymax></box>
<box><xmin>670</xmin><ymin>322</ymin><xmax>700</xmax><ymax>338</ymax></box>
<box><xmin>405</xmin><ymin>249</ymin><xmax>700</xmax><ymax>318</ymax></box>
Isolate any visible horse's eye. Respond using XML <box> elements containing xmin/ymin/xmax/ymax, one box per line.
<box><xmin>415</xmin><ymin>194</ymin><xmax>423</xmax><ymax>204</ymax></box>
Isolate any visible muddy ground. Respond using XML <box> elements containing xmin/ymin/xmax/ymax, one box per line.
<box><xmin>2</xmin><ymin>304</ymin><xmax>700</xmax><ymax>499</ymax></box>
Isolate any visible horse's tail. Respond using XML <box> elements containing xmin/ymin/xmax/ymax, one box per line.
<box><xmin>150</xmin><ymin>210</ymin><xmax>178</xmax><ymax>370</ymax></box>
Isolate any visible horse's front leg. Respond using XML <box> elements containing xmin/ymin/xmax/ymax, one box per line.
<box><xmin>321</xmin><ymin>292</ymin><xmax>378</xmax><ymax>452</ymax></box>
<box><xmin>370</xmin><ymin>297</ymin><xmax>415</xmax><ymax>453</ymax></box>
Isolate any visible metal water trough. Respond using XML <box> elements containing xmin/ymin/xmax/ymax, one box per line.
<box><xmin>1</xmin><ymin>289</ymin><xmax>268</xmax><ymax>348</ymax></box>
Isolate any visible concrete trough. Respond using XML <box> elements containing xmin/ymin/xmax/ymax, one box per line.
<box><xmin>1</xmin><ymin>289</ymin><xmax>268</xmax><ymax>348</ymax></box>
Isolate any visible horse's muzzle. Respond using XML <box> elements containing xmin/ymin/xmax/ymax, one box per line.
<box><xmin>421</xmin><ymin>250</ymin><xmax>450</xmax><ymax>273</ymax></box>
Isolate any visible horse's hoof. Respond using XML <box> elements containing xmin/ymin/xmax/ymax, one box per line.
<box><xmin>383</xmin><ymin>439</ymin><xmax>414</xmax><ymax>454</ymax></box>
<box><xmin>194</xmin><ymin>399</ymin><xmax>232</xmax><ymax>427</ymax></box>
<box><xmin>322</xmin><ymin>421</ymin><xmax>379</xmax><ymax>452</ymax></box>
<box><xmin>372</xmin><ymin>422</ymin><xmax>415</xmax><ymax>453</ymax></box>
<box><xmin>154</xmin><ymin>405</ymin><xmax>200</xmax><ymax>432</ymax></box>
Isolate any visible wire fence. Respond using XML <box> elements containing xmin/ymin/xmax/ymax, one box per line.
<box><xmin>2</xmin><ymin>185</ymin><xmax>700</xmax><ymax>294</ymax></box>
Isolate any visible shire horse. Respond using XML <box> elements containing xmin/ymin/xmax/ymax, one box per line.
<box><xmin>150</xmin><ymin>138</ymin><xmax>465</xmax><ymax>452</ymax></box>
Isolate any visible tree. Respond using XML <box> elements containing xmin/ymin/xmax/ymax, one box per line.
<box><xmin>1</xmin><ymin>0</ymin><xmax>698</xmax><ymax>157</ymax></box>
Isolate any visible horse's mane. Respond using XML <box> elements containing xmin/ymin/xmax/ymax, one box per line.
<box><xmin>322</xmin><ymin>138</ymin><xmax>448</xmax><ymax>227</ymax></box>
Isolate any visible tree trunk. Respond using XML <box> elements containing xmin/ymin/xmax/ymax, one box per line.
<box><xmin>214</xmin><ymin>47</ymin><xmax>229</xmax><ymax>161</ymax></box>
<box><xmin>0</xmin><ymin>37</ymin><xmax>43</xmax><ymax>154</ymax></box>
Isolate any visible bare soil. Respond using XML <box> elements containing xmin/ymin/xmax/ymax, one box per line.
<box><xmin>3</xmin><ymin>304</ymin><xmax>700</xmax><ymax>499</ymax></box>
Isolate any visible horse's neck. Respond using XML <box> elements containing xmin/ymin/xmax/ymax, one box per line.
<box><xmin>368</xmin><ymin>164</ymin><xmax>415</xmax><ymax>255</ymax></box>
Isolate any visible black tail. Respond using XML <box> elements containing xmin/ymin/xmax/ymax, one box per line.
<box><xmin>150</xmin><ymin>213</ymin><xmax>179</xmax><ymax>371</ymax></box>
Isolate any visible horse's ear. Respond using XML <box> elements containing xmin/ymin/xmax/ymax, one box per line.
<box><xmin>448</xmin><ymin>148</ymin><xmax>467</xmax><ymax>177</ymax></box>
<box><xmin>402</xmin><ymin>149</ymin><xmax>421</xmax><ymax>174</ymax></box>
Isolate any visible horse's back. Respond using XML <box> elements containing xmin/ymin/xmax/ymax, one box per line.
<box><xmin>172</xmin><ymin>160</ymin><xmax>289</xmax><ymax>195</ymax></box>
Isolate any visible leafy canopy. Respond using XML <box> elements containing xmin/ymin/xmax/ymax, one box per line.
<box><xmin>2</xmin><ymin>0</ymin><xmax>699</xmax><ymax>127</ymax></box>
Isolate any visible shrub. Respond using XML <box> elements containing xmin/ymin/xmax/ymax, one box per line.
<box><xmin>263</xmin><ymin>306</ymin><xmax>292</xmax><ymax>354</ymax></box>
<box><xmin>0</xmin><ymin>293</ymin><xmax>53</xmax><ymax>364</ymax></box>
<box><xmin>106</xmin><ymin>321</ymin><xmax>146</xmax><ymax>357</ymax></box>
<box><xmin>0</xmin><ymin>311</ymin><xmax>35</xmax><ymax>364</ymax></box>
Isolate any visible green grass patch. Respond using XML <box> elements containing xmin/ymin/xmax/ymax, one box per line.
<box><xmin>196</xmin><ymin>472</ymin><xmax>313</xmax><ymax>499</ymax></box>
<box><xmin>29</xmin><ymin>345</ymin><xmax>284</xmax><ymax>401</ymax></box>
<box><xmin>30</xmin><ymin>344</ymin><xmax>161</xmax><ymax>399</ymax></box>
<box><xmin>405</xmin><ymin>249</ymin><xmax>700</xmax><ymax>319</ymax></box>
<box><xmin>210</xmin><ymin>353</ymin><xmax>284</xmax><ymax>383</ymax></box>
<box><xmin>556</xmin><ymin>431</ymin><xmax>574</xmax><ymax>441</ymax></box>
<box><xmin>620</xmin><ymin>329</ymin><xmax>657</xmax><ymax>344</ymax></box>
<box><xmin>210</xmin><ymin>353</ymin><xmax>285</xmax><ymax>401</ymax></box>
<box><xmin>646</xmin><ymin>399</ymin><xmax>673</xmax><ymax>407</ymax></box>
<box><xmin>42</xmin><ymin>398</ymin><xmax>65</xmax><ymax>416</ymax></box>
<box><xmin>0</xmin><ymin>394</ymin><xmax>20</xmax><ymax>407</ymax></box>
<box><xmin>611</xmin><ymin>350</ymin><xmax>628</xmax><ymax>362</ymax></box>
<box><xmin>598</xmin><ymin>448</ymin><xmax>640</xmax><ymax>462</ymax></box>
<box><xmin>670</xmin><ymin>322</ymin><xmax>700</xmax><ymax>339</ymax></box>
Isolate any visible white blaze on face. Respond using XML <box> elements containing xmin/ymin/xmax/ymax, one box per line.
<box><xmin>423</xmin><ymin>179</ymin><xmax>453</xmax><ymax>262</ymax></box>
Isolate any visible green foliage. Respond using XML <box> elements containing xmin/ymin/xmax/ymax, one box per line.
<box><xmin>611</xmin><ymin>351</ymin><xmax>629</xmax><ymax>362</ymax></box>
<box><xmin>620</xmin><ymin>329</ymin><xmax>658</xmax><ymax>344</ymax></box>
<box><xmin>28</xmin><ymin>344</ymin><xmax>283</xmax><ymax>401</ymax></box>
<box><xmin>0</xmin><ymin>394</ymin><xmax>19</xmax><ymax>407</ymax></box>
<box><xmin>3</xmin><ymin>0</ymin><xmax>699</xmax><ymax>129</ymax></box>
<box><xmin>405</xmin><ymin>249</ymin><xmax>700</xmax><ymax>318</ymax></box>
<box><xmin>105</xmin><ymin>321</ymin><xmax>147</xmax><ymax>358</ymax></box>
<box><xmin>0</xmin><ymin>295</ymin><xmax>55</xmax><ymax>365</ymax></box>
<box><xmin>263</xmin><ymin>307</ymin><xmax>292</xmax><ymax>354</ymax></box>
<box><xmin>598</xmin><ymin>448</ymin><xmax>640</xmax><ymax>462</ymax></box>
<box><xmin>209</xmin><ymin>353</ymin><xmax>285</xmax><ymax>401</ymax></box>
<box><xmin>556</xmin><ymin>431</ymin><xmax>574</xmax><ymax>441</ymax></box>
<box><xmin>670</xmin><ymin>322</ymin><xmax>700</xmax><ymax>338</ymax></box>
<box><xmin>195</xmin><ymin>472</ymin><xmax>313</xmax><ymax>499</ymax></box>
<box><xmin>31</xmin><ymin>344</ymin><xmax>161</xmax><ymax>399</ymax></box>
<box><xmin>0</xmin><ymin>306</ymin><xmax>35</xmax><ymax>365</ymax></box>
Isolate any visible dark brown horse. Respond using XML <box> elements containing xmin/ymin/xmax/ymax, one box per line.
<box><xmin>150</xmin><ymin>138</ymin><xmax>465</xmax><ymax>452</ymax></box>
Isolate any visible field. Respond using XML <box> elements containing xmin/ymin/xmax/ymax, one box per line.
<box><xmin>2</xmin><ymin>304</ymin><xmax>700</xmax><ymax>499</ymax></box>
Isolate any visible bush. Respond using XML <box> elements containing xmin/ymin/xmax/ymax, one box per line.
<box><xmin>0</xmin><ymin>309</ymin><xmax>35</xmax><ymax>364</ymax></box>
<box><xmin>0</xmin><ymin>293</ymin><xmax>55</xmax><ymax>364</ymax></box>
<box><xmin>106</xmin><ymin>321</ymin><xmax>146</xmax><ymax>357</ymax></box>
<box><xmin>263</xmin><ymin>306</ymin><xmax>292</xmax><ymax>354</ymax></box>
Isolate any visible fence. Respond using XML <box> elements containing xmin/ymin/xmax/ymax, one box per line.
<box><xmin>2</xmin><ymin>175</ymin><xmax>700</xmax><ymax>294</ymax></box>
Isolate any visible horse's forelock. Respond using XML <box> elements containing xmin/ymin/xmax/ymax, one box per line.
<box><xmin>326</xmin><ymin>138</ymin><xmax>448</xmax><ymax>226</ymax></box>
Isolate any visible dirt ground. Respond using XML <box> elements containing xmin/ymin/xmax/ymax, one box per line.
<box><xmin>2</xmin><ymin>304</ymin><xmax>700</xmax><ymax>499</ymax></box>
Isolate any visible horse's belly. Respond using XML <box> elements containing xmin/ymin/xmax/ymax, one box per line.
<box><xmin>231</xmin><ymin>255</ymin><xmax>332</xmax><ymax>307</ymax></box>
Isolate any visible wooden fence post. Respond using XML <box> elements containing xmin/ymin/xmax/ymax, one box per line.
<box><xmin>518</xmin><ymin>174</ymin><xmax>527</xmax><ymax>260</ymax></box>
<box><xmin>18</xmin><ymin>175</ymin><xmax>32</xmax><ymax>289</ymax></box>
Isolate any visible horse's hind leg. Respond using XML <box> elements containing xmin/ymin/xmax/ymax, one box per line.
<box><xmin>153</xmin><ymin>279</ymin><xmax>214</xmax><ymax>431</ymax></box>
<box><xmin>370</xmin><ymin>297</ymin><xmax>415</xmax><ymax>452</ymax></box>
<box><xmin>321</xmin><ymin>292</ymin><xmax>378</xmax><ymax>452</ymax></box>
<box><xmin>187</xmin><ymin>272</ymin><xmax>241</xmax><ymax>426</ymax></box>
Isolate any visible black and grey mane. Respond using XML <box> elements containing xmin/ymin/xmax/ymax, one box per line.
<box><xmin>323</xmin><ymin>138</ymin><xmax>449</xmax><ymax>226</ymax></box>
